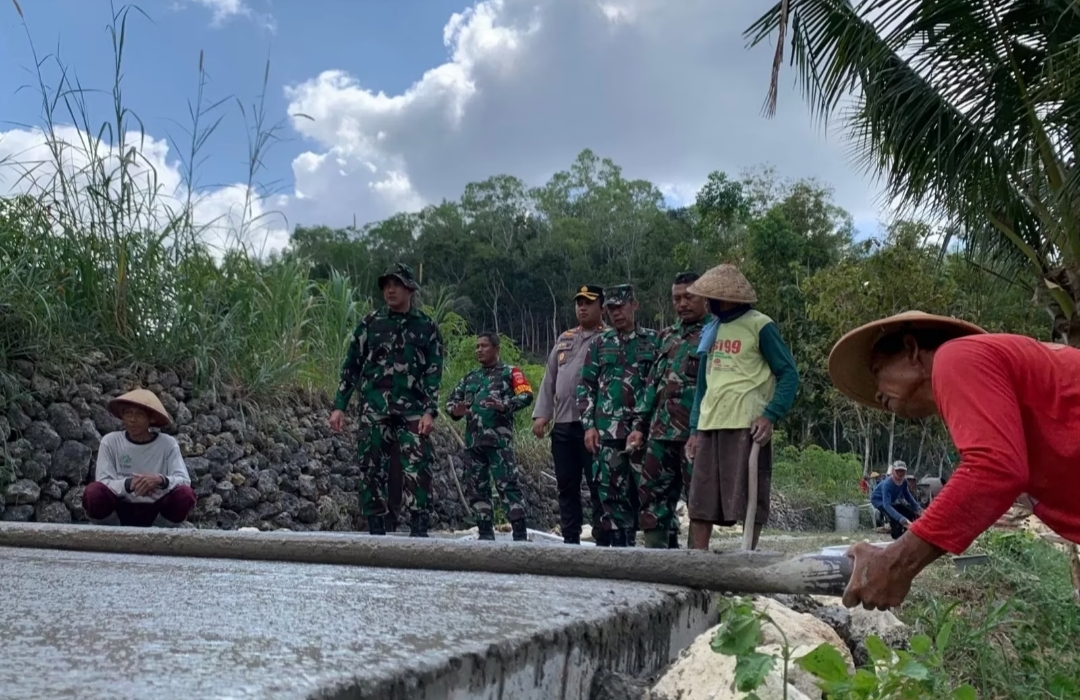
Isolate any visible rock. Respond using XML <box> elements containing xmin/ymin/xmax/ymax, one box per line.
<box><xmin>811</xmin><ymin>595</ymin><xmax>909</xmax><ymax>666</ymax></box>
<box><xmin>175</xmin><ymin>402</ymin><xmax>193</xmax><ymax>426</ymax></box>
<box><xmin>194</xmin><ymin>493</ymin><xmax>223</xmax><ymax>521</ymax></box>
<box><xmin>40</xmin><ymin>480</ymin><xmax>66</xmax><ymax>500</ymax></box>
<box><xmin>256</xmin><ymin>469</ymin><xmax>279</xmax><ymax>495</ymax></box>
<box><xmin>30</xmin><ymin>375</ymin><xmax>60</xmax><ymax>402</ymax></box>
<box><xmin>15</xmin><ymin>453</ymin><xmax>49</xmax><ymax>483</ymax></box>
<box><xmin>5</xmin><ymin>479</ymin><xmax>41</xmax><ymax>505</ymax></box>
<box><xmin>35</xmin><ymin>501</ymin><xmax>72</xmax><ymax>523</ymax></box>
<box><xmin>185</xmin><ymin>457</ymin><xmax>212</xmax><ymax>478</ymax></box>
<box><xmin>11</xmin><ymin>409</ymin><xmax>32</xmax><ymax>433</ymax></box>
<box><xmin>50</xmin><ymin>440</ymin><xmax>92</xmax><ymax>483</ymax></box>
<box><xmin>204</xmin><ymin>444</ymin><xmax>231</xmax><ymax>464</ymax></box>
<box><xmin>24</xmin><ymin>421</ymin><xmax>61</xmax><ymax>452</ymax></box>
<box><xmin>296</xmin><ymin>500</ymin><xmax>319</xmax><ymax>524</ymax></box>
<box><xmin>298</xmin><ymin>474</ymin><xmax>318</xmax><ymax>500</ymax></box>
<box><xmin>317</xmin><ymin>496</ymin><xmax>340</xmax><ymax>526</ymax></box>
<box><xmin>1</xmin><ymin>505</ymin><xmax>35</xmax><ymax>522</ymax></box>
<box><xmin>47</xmin><ymin>402</ymin><xmax>83</xmax><ymax>440</ymax></box>
<box><xmin>196</xmin><ymin>414</ymin><xmax>222</xmax><ymax>434</ymax></box>
<box><xmin>232</xmin><ymin>487</ymin><xmax>261</xmax><ymax>511</ymax></box>
<box><xmin>651</xmin><ymin>597</ymin><xmax>852</xmax><ymax>700</ymax></box>
<box><xmin>64</xmin><ymin>486</ymin><xmax>86</xmax><ymax>521</ymax></box>
<box><xmin>159</xmin><ymin>371</ymin><xmax>180</xmax><ymax>390</ymax></box>
<box><xmin>89</xmin><ymin>403</ymin><xmax>123</xmax><ymax>434</ymax></box>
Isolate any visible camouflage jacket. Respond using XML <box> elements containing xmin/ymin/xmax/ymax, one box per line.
<box><xmin>333</xmin><ymin>305</ymin><xmax>445</xmax><ymax>418</ymax></box>
<box><xmin>576</xmin><ymin>325</ymin><xmax>661</xmax><ymax>442</ymax></box>
<box><xmin>634</xmin><ymin>318</ymin><xmax>706</xmax><ymax>441</ymax></box>
<box><xmin>446</xmin><ymin>362</ymin><xmax>534</xmax><ymax>448</ymax></box>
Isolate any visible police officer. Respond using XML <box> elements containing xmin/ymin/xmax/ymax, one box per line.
<box><xmin>532</xmin><ymin>285</ymin><xmax>607</xmax><ymax>545</ymax></box>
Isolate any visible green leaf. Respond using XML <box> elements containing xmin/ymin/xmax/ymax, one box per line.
<box><xmin>952</xmin><ymin>684</ymin><xmax>977</xmax><ymax>700</ymax></box>
<box><xmin>936</xmin><ymin>620</ymin><xmax>954</xmax><ymax>653</ymax></box>
<box><xmin>712</xmin><ymin>610</ymin><xmax>762</xmax><ymax>657</ymax></box>
<box><xmin>794</xmin><ymin>643</ymin><xmax>850</xmax><ymax>682</ymax></box>
<box><xmin>734</xmin><ymin>651</ymin><xmax>776</xmax><ymax>692</ymax></box>
<box><xmin>909</xmin><ymin>634</ymin><xmax>932</xmax><ymax>655</ymax></box>
<box><xmin>894</xmin><ymin>657</ymin><xmax>931</xmax><ymax>681</ymax></box>
<box><xmin>864</xmin><ymin>635</ymin><xmax>892</xmax><ymax>663</ymax></box>
<box><xmin>852</xmin><ymin>669</ymin><xmax>878</xmax><ymax>692</ymax></box>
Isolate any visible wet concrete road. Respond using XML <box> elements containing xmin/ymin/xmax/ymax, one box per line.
<box><xmin>0</xmin><ymin>546</ymin><xmax>705</xmax><ymax>700</ymax></box>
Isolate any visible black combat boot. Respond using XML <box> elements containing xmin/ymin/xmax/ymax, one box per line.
<box><xmin>668</xmin><ymin>528</ymin><xmax>681</xmax><ymax>549</ymax></box>
<box><xmin>625</xmin><ymin>529</ymin><xmax>637</xmax><ymax>547</ymax></box>
<box><xmin>594</xmin><ymin>529</ymin><xmax>612</xmax><ymax>547</ymax></box>
<box><xmin>563</xmin><ymin>532</ymin><xmax>581</xmax><ymax>545</ymax></box>
<box><xmin>609</xmin><ymin>529</ymin><xmax>628</xmax><ymax>547</ymax></box>
<box><xmin>477</xmin><ymin>520</ymin><xmax>496</xmax><ymax>541</ymax></box>
<box><xmin>409</xmin><ymin>512</ymin><xmax>429</xmax><ymax>538</ymax></box>
<box><xmin>511</xmin><ymin>518</ymin><xmax>528</xmax><ymax>542</ymax></box>
<box><xmin>367</xmin><ymin>515</ymin><xmax>386</xmax><ymax>536</ymax></box>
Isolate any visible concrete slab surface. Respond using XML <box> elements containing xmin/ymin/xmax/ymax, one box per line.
<box><xmin>0</xmin><ymin>547</ymin><xmax>716</xmax><ymax>700</ymax></box>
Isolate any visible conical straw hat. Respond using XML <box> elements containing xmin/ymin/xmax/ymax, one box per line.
<box><xmin>686</xmin><ymin>264</ymin><xmax>757</xmax><ymax>304</ymax></box>
<box><xmin>107</xmin><ymin>389</ymin><xmax>172</xmax><ymax>427</ymax></box>
<box><xmin>828</xmin><ymin>311</ymin><xmax>986</xmax><ymax>409</ymax></box>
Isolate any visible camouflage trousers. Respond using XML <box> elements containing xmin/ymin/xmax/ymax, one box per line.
<box><xmin>638</xmin><ymin>438</ymin><xmax>691</xmax><ymax>532</ymax></box>
<box><xmin>356</xmin><ymin>414</ymin><xmax>433</xmax><ymax>517</ymax></box>
<box><xmin>596</xmin><ymin>439</ymin><xmax>643</xmax><ymax>532</ymax></box>
<box><xmin>463</xmin><ymin>444</ymin><xmax>527</xmax><ymax>523</ymax></box>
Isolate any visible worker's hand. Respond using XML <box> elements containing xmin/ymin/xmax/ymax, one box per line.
<box><xmin>418</xmin><ymin>413</ymin><xmax>435</xmax><ymax>436</ymax></box>
<box><xmin>901</xmin><ymin>518</ymin><xmax>912</xmax><ymax>529</ymax></box>
<box><xmin>749</xmin><ymin>416</ymin><xmax>773</xmax><ymax>445</ymax></box>
<box><xmin>480</xmin><ymin>398</ymin><xmax>506</xmax><ymax>413</ymax></box>
<box><xmin>451</xmin><ymin>402</ymin><xmax>469</xmax><ymax>418</ymax></box>
<box><xmin>685</xmin><ymin>434</ymin><xmax>698</xmax><ymax>462</ymax></box>
<box><xmin>584</xmin><ymin>428</ymin><xmax>600</xmax><ymax>454</ymax></box>
<box><xmin>625</xmin><ymin>430</ymin><xmax>644</xmax><ymax>452</ymax></box>
<box><xmin>842</xmin><ymin>541</ymin><xmax>915</xmax><ymax>610</ymax></box>
<box><xmin>130</xmin><ymin>474</ymin><xmax>162</xmax><ymax>497</ymax></box>
<box><xmin>329</xmin><ymin>409</ymin><xmax>345</xmax><ymax>433</ymax></box>
<box><xmin>531</xmin><ymin>417</ymin><xmax>550</xmax><ymax>439</ymax></box>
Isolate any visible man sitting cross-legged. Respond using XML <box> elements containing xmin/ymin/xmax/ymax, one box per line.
<box><xmin>82</xmin><ymin>389</ymin><xmax>196</xmax><ymax>527</ymax></box>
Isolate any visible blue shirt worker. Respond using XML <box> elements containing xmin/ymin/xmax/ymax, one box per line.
<box><xmin>871</xmin><ymin>461</ymin><xmax>923</xmax><ymax>539</ymax></box>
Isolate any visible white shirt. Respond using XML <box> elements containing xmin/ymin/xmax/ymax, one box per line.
<box><xmin>94</xmin><ymin>431</ymin><xmax>191</xmax><ymax>503</ymax></box>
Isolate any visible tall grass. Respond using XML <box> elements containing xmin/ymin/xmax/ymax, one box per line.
<box><xmin>0</xmin><ymin>3</ymin><xmax>369</xmax><ymax>409</ymax></box>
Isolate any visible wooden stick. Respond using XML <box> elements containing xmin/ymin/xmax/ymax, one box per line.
<box><xmin>0</xmin><ymin>522</ymin><xmax>855</xmax><ymax>596</ymax></box>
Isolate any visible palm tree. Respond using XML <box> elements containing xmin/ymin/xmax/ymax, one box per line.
<box><xmin>745</xmin><ymin>0</ymin><xmax>1080</xmax><ymax>344</ymax></box>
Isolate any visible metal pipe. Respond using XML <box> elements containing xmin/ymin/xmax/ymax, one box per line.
<box><xmin>0</xmin><ymin>522</ymin><xmax>854</xmax><ymax>596</ymax></box>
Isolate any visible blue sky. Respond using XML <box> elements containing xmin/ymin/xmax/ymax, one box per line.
<box><xmin>0</xmin><ymin>0</ymin><xmax>885</xmax><ymax>252</ymax></box>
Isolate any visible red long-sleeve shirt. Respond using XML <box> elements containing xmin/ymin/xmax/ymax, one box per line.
<box><xmin>909</xmin><ymin>334</ymin><xmax>1080</xmax><ymax>554</ymax></box>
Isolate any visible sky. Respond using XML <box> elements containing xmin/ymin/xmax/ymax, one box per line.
<box><xmin>0</xmin><ymin>0</ymin><xmax>888</xmax><ymax>256</ymax></box>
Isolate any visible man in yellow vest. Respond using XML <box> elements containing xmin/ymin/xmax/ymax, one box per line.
<box><xmin>684</xmin><ymin>264</ymin><xmax>800</xmax><ymax>550</ymax></box>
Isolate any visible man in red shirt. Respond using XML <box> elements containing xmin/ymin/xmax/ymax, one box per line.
<box><xmin>828</xmin><ymin>311</ymin><xmax>1080</xmax><ymax>609</ymax></box>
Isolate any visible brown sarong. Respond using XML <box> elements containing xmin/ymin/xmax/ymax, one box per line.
<box><xmin>688</xmin><ymin>429</ymin><xmax>772</xmax><ymax>526</ymax></box>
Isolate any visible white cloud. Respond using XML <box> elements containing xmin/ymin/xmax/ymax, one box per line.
<box><xmin>0</xmin><ymin>125</ymin><xmax>289</xmax><ymax>258</ymax></box>
<box><xmin>280</xmin><ymin>0</ymin><xmax>887</xmax><ymax>232</ymax></box>
<box><xmin>182</xmin><ymin>0</ymin><xmax>276</xmax><ymax>33</ymax></box>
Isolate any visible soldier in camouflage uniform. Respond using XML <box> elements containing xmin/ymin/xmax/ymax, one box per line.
<box><xmin>330</xmin><ymin>263</ymin><xmax>445</xmax><ymax>538</ymax></box>
<box><xmin>576</xmin><ymin>284</ymin><xmax>660</xmax><ymax>547</ymax></box>
<box><xmin>446</xmin><ymin>332</ymin><xmax>534</xmax><ymax>542</ymax></box>
<box><xmin>627</xmin><ymin>272</ymin><xmax>709</xmax><ymax>548</ymax></box>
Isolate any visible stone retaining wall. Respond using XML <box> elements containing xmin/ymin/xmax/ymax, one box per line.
<box><xmin>0</xmin><ymin>358</ymin><xmax>562</xmax><ymax>532</ymax></box>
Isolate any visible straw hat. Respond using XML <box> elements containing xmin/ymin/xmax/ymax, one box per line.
<box><xmin>828</xmin><ymin>311</ymin><xmax>987</xmax><ymax>409</ymax></box>
<box><xmin>108</xmin><ymin>389</ymin><xmax>172</xmax><ymax>427</ymax></box>
<box><xmin>686</xmin><ymin>264</ymin><xmax>757</xmax><ymax>304</ymax></box>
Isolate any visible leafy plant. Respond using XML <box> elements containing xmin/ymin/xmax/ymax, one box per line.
<box><xmin>711</xmin><ymin>596</ymin><xmax>977</xmax><ymax>699</ymax></box>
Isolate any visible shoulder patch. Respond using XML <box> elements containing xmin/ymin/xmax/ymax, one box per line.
<box><xmin>510</xmin><ymin>367</ymin><xmax>532</xmax><ymax>395</ymax></box>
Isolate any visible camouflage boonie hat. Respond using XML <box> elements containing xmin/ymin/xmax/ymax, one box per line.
<box><xmin>378</xmin><ymin>262</ymin><xmax>419</xmax><ymax>291</ymax></box>
<box><xmin>603</xmin><ymin>284</ymin><xmax>635</xmax><ymax>307</ymax></box>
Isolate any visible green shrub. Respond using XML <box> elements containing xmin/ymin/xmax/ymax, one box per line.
<box><xmin>771</xmin><ymin>444</ymin><xmax>865</xmax><ymax>529</ymax></box>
